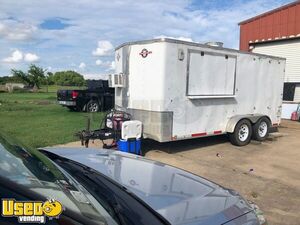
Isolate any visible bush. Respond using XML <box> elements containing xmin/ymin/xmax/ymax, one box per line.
<box><xmin>12</xmin><ymin>87</ymin><xmax>31</xmax><ymax>93</ymax></box>
<box><xmin>52</xmin><ymin>71</ymin><xmax>86</xmax><ymax>86</ymax></box>
<box><xmin>0</xmin><ymin>76</ymin><xmax>24</xmax><ymax>85</ymax></box>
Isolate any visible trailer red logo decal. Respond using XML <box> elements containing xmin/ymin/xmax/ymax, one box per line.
<box><xmin>139</xmin><ymin>49</ymin><xmax>152</xmax><ymax>58</ymax></box>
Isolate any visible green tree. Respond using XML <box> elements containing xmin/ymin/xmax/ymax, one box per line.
<box><xmin>52</xmin><ymin>71</ymin><xmax>86</xmax><ymax>86</ymax></box>
<box><xmin>27</xmin><ymin>64</ymin><xmax>45</xmax><ymax>89</ymax></box>
<box><xmin>43</xmin><ymin>72</ymin><xmax>55</xmax><ymax>85</ymax></box>
<box><xmin>11</xmin><ymin>70</ymin><xmax>32</xmax><ymax>85</ymax></box>
<box><xmin>11</xmin><ymin>64</ymin><xmax>45</xmax><ymax>89</ymax></box>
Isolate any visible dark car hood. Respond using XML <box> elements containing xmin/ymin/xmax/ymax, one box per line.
<box><xmin>42</xmin><ymin>147</ymin><xmax>254</xmax><ymax>225</ymax></box>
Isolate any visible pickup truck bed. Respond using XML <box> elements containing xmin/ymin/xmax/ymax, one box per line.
<box><xmin>57</xmin><ymin>80</ymin><xmax>114</xmax><ymax>112</ymax></box>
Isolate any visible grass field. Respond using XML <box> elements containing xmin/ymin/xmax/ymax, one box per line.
<box><xmin>0</xmin><ymin>86</ymin><xmax>104</xmax><ymax>148</ymax></box>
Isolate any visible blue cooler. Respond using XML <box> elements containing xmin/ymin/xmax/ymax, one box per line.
<box><xmin>118</xmin><ymin>138</ymin><xmax>141</xmax><ymax>155</ymax></box>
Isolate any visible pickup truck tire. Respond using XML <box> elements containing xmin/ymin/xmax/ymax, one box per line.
<box><xmin>86</xmin><ymin>100</ymin><xmax>100</xmax><ymax>112</ymax></box>
<box><xmin>252</xmin><ymin>117</ymin><xmax>270</xmax><ymax>141</ymax></box>
<box><xmin>228</xmin><ymin>119</ymin><xmax>252</xmax><ymax>146</ymax></box>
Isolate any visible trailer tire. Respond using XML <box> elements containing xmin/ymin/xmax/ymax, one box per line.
<box><xmin>86</xmin><ymin>100</ymin><xmax>100</xmax><ymax>112</ymax></box>
<box><xmin>252</xmin><ymin>117</ymin><xmax>270</xmax><ymax>141</ymax></box>
<box><xmin>228</xmin><ymin>119</ymin><xmax>252</xmax><ymax>146</ymax></box>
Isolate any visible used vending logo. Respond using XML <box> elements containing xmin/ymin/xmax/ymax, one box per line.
<box><xmin>139</xmin><ymin>48</ymin><xmax>152</xmax><ymax>58</ymax></box>
<box><xmin>1</xmin><ymin>199</ymin><xmax>63</xmax><ymax>223</ymax></box>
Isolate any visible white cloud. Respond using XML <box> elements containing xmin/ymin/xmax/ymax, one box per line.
<box><xmin>3</xmin><ymin>50</ymin><xmax>23</xmax><ymax>63</ymax></box>
<box><xmin>3</xmin><ymin>50</ymin><xmax>40</xmax><ymax>63</ymax></box>
<box><xmin>110</xmin><ymin>61</ymin><xmax>116</xmax><ymax>70</ymax></box>
<box><xmin>105</xmin><ymin>61</ymin><xmax>116</xmax><ymax>72</ymax></box>
<box><xmin>95</xmin><ymin>59</ymin><xmax>103</xmax><ymax>65</ymax></box>
<box><xmin>0</xmin><ymin>23</ymin><xmax>5</xmax><ymax>33</ymax></box>
<box><xmin>0</xmin><ymin>20</ymin><xmax>37</xmax><ymax>41</ymax></box>
<box><xmin>24</xmin><ymin>53</ymin><xmax>39</xmax><ymax>62</ymax></box>
<box><xmin>0</xmin><ymin>0</ymin><xmax>290</xmax><ymax>75</ymax></box>
<box><xmin>92</xmin><ymin>40</ymin><xmax>114</xmax><ymax>56</ymax></box>
<box><xmin>79</xmin><ymin>62</ymin><xmax>86</xmax><ymax>69</ymax></box>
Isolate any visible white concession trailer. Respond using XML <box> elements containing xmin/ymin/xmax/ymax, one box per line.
<box><xmin>109</xmin><ymin>38</ymin><xmax>285</xmax><ymax>146</ymax></box>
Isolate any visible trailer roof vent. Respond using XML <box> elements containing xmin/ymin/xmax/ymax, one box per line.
<box><xmin>205</xmin><ymin>42</ymin><xmax>224</xmax><ymax>47</ymax></box>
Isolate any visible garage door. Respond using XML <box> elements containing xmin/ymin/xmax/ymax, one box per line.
<box><xmin>252</xmin><ymin>39</ymin><xmax>300</xmax><ymax>83</ymax></box>
<box><xmin>295</xmin><ymin>84</ymin><xmax>300</xmax><ymax>102</ymax></box>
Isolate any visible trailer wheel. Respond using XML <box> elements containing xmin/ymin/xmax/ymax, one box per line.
<box><xmin>252</xmin><ymin>117</ymin><xmax>270</xmax><ymax>141</ymax></box>
<box><xmin>86</xmin><ymin>100</ymin><xmax>100</xmax><ymax>112</ymax></box>
<box><xmin>229</xmin><ymin>119</ymin><xmax>252</xmax><ymax>146</ymax></box>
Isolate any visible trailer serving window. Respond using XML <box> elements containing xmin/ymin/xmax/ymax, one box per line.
<box><xmin>186</xmin><ymin>50</ymin><xmax>236</xmax><ymax>98</ymax></box>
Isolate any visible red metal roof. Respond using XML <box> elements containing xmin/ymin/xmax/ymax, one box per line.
<box><xmin>239</xmin><ymin>0</ymin><xmax>300</xmax><ymax>25</ymax></box>
<box><xmin>239</xmin><ymin>0</ymin><xmax>300</xmax><ymax>51</ymax></box>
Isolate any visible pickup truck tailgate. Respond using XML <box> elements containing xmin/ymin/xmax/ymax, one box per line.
<box><xmin>57</xmin><ymin>90</ymin><xmax>78</xmax><ymax>106</ymax></box>
<box><xmin>57</xmin><ymin>90</ymin><xmax>73</xmax><ymax>101</ymax></box>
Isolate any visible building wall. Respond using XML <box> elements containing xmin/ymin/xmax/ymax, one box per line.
<box><xmin>240</xmin><ymin>2</ymin><xmax>300</xmax><ymax>51</ymax></box>
<box><xmin>252</xmin><ymin>38</ymin><xmax>300</xmax><ymax>83</ymax></box>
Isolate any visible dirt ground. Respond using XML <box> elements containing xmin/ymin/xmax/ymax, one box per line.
<box><xmin>57</xmin><ymin>120</ymin><xmax>300</xmax><ymax>225</ymax></box>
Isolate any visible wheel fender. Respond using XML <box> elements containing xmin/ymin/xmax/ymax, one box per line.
<box><xmin>226</xmin><ymin>114</ymin><xmax>266</xmax><ymax>133</ymax></box>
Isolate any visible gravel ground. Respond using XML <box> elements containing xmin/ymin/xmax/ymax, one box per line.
<box><xmin>144</xmin><ymin>120</ymin><xmax>300</xmax><ymax>225</ymax></box>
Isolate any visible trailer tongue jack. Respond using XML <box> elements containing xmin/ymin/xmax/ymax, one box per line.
<box><xmin>76</xmin><ymin>110</ymin><xmax>142</xmax><ymax>154</ymax></box>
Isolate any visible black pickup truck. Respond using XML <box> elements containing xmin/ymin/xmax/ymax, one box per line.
<box><xmin>57</xmin><ymin>80</ymin><xmax>114</xmax><ymax>112</ymax></box>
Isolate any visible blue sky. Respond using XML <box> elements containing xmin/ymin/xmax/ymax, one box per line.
<box><xmin>0</xmin><ymin>0</ymin><xmax>293</xmax><ymax>79</ymax></box>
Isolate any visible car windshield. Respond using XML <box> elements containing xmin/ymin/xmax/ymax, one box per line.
<box><xmin>0</xmin><ymin>133</ymin><xmax>118</xmax><ymax>225</ymax></box>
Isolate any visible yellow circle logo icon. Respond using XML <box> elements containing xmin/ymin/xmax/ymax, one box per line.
<box><xmin>42</xmin><ymin>200</ymin><xmax>63</xmax><ymax>217</ymax></box>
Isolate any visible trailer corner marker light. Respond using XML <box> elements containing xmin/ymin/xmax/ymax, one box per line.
<box><xmin>192</xmin><ymin>132</ymin><xmax>207</xmax><ymax>137</ymax></box>
<box><xmin>214</xmin><ymin>130</ymin><xmax>222</xmax><ymax>134</ymax></box>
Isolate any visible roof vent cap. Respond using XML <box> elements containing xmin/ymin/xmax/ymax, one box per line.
<box><xmin>205</xmin><ymin>42</ymin><xmax>224</xmax><ymax>47</ymax></box>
